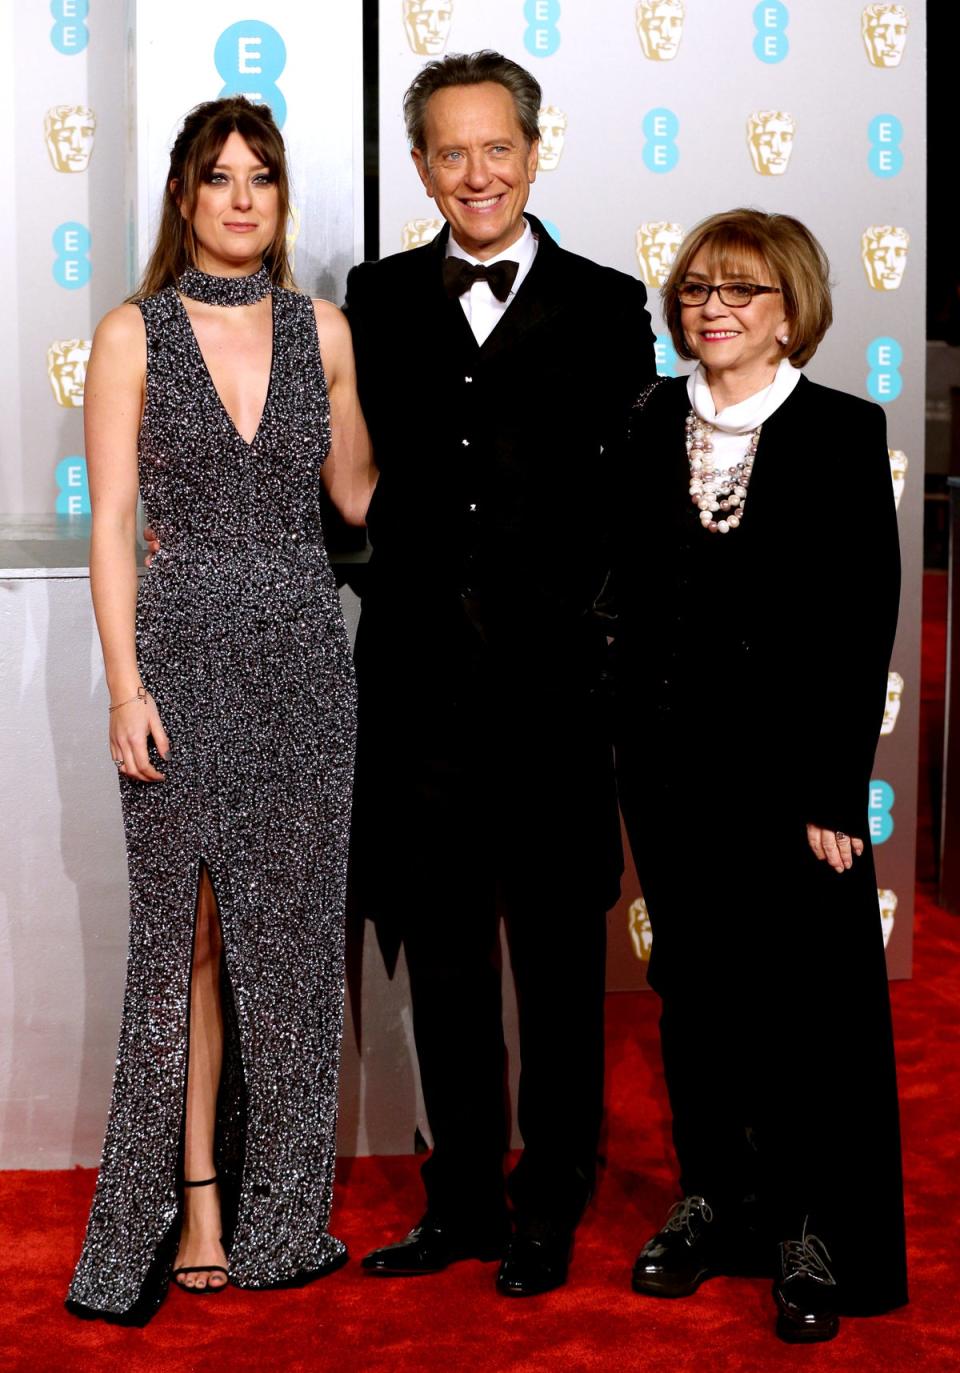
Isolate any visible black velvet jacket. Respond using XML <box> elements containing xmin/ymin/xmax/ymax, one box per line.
<box><xmin>344</xmin><ymin>215</ymin><xmax>656</xmax><ymax>910</ymax></box>
<box><xmin>615</xmin><ymin>373</ymin><xmax>901</xmax><ymax>838</ymax></box>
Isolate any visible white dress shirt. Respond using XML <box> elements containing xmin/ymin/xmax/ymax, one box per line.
<box><xmin>445</xmin><ymin>219</ymin><xmax>539</xmax><ymax>347</ymax></box>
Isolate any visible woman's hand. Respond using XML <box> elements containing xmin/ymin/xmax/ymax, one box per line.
<box><xmin>806</xmin><ymin>824</ymin><xmax>864</xmax><ymax>873</ymax></box>
<box><xmin>109</xmin><ymin>690</ymin><xmax>170</xmax><ymax>782</ymax></box>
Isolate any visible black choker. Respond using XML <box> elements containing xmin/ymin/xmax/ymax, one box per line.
<box><xmin>177</xmin><ymin>265</ymin><xmax>273</xmax><ymax>306</ymax></box>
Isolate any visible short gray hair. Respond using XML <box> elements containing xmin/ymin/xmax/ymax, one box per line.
<box><xmin>403</xmin><ymin>50</ymin><xmax>542</xmax><ymax>151</ymax></box>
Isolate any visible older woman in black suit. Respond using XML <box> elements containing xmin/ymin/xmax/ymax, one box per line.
<box><xmin>616</xmin><ymin>210</ymin><xmax>907</xmax><ymax>1343</ymax></box>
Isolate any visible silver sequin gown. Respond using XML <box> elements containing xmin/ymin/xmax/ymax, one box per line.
<box><xmin>67</xmin><ymin>277</ymin><xmax>356</xmax><ymax>1322</ymax></box>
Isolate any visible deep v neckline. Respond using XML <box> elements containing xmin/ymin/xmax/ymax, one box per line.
<box><xmin>177</xmin><ymin>291</ymin><xmax>277</xmax><ymax>449</ymax></box>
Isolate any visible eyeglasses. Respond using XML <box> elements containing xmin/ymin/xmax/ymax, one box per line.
<box><xmin>675</xmin><ymin>282</ymin><xmax>782</xmax><ymax>308</ymax></box>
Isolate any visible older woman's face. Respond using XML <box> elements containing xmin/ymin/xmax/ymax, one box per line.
<box><xmin>680</xmin><ymin>247</ymin><xmax>788</xmax><ymax>381</ymax></box>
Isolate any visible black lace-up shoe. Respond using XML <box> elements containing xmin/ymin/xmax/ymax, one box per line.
<box><xmin>773</xmin><ymin>1222</ymin><xmax>840</xmax><ymax>1343</ymax></box>
<box><xmin>632</xmin><ymin>1196</ymin><xmax>718</xmax><ymax>1297</ymax></box>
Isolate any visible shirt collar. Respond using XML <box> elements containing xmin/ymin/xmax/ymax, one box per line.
<box><xmin>445</xmin><ymin>218</ymin><xmax>537</xmax><ymax>277</ymax></box>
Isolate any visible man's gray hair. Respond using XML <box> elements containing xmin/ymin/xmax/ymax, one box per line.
<box><xmin>403</xmin><ymin>50</ymin><xmax>542</xmax><ymax>151</ymax></box>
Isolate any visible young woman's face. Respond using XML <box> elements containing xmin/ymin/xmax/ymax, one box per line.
<box><xmin>183</xmin><ymin>131</ymin><xmax>278</xmax><ymax>274</ymax></box>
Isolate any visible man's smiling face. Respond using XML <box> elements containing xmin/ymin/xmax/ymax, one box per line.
<box><xmin>412</xmin><ymin>82</ymin><xmax>538</xmax><ymax>261</ymax></box>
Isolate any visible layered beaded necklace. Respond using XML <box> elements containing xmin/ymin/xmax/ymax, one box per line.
<box><xmin>685</xmin><ymin>411</ymin><xmax>761</xmax><ymax>534</ymax></box>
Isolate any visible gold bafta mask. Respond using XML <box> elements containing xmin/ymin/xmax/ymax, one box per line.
<box><xmin>635</xmin><ymin>222</ymin><xmax>684</xmax><ymax>288</ymax></box>
<box><xmin>747</xmin><ymin>111</ymin><xmax>795</xmax><ymax>176</ymax></box>
<box><xmin>877</xmin><ymin>888</ymin><xmax>897</xmax><ymax>949</ymax></box>
<box><xmin>881</xmin><ymin>670</ymin><xmax>904</xmax><ymax>736</ymax></box>
<box><xmin>888</xmin><ymin>448</ymin><xmax>908</xmax><ymax>509</ymax></box>
<box><xmin>537</xmin><ymin>106</ymin><xmax>568</xmax><ymax>172</ymax></box>
<box><xmin>44</xmin><ymin>104</ymin><xmax>96</xmax><ymax>173</ymax></box>
<box><xmin>862</xmin><ymin>4</ymin><xmax>909</xmax><ymax>67</ymax></box>
<box><xmin>401</xmin><ymin>218</ymin><xmax>444</xmax><ymax>250</ymax></box>
<box><xmin>402</xmin><ymin>0</ymin><xmax>453</xmax><ymax>55</ymax></box>
<box><xmin>861</xmin><ymin>226</ymin><xmax>909</xmax><ymax>291</ymax></box>
<box><xmin>636</xmin><ymin>0</ymin><xmax>685</xmax><ymax>61</ymax></box>
<box><xmin>628</xmin><ymin>897</ymin><xmax>653</xmax><ymax>962</ymax></box>
<box><xmin>47</xmin><ymin>339</ymin><xmax>91</xmax><ymax>407</ymax></box>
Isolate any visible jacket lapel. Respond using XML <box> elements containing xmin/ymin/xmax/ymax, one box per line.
<box><xmin>412</xmin><ymin>222</ymin><xmax>482</xmax><ymax>356</ymax></box>
<box><xmin>479</xmin><ymin>214</ymin><xmax>565</xmax><ymax>363</ymax></box>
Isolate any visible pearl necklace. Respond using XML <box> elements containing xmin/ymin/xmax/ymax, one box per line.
<box><xmin>685</xmin><ymin>410</ymin><xmax>761</xmax><ymax>534</ymax></box>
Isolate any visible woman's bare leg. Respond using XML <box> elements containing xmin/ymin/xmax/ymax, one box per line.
<box><xmin>173</xmin><ymin>868</ymin><xmax>229</xmax><ymax>1290</ymax></box>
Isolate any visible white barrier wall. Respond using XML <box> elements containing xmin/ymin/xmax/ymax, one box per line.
<box><xmin>379</xmin><ymin>0</ymin><xmax>925</xmax><ymax>986</ymax></box>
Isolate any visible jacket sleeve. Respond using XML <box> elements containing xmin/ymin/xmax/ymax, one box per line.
<box><xmin>342</xmin><ymin>262</ymin><xmax>384</xmax><ymax>446</ymax></box>
<box><xmin>794</xmin><ymin>400</ymin><xmax>901</xmax><ymax>836</ymax></box>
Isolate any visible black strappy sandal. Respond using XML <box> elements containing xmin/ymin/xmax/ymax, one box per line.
<box><xmin>172</xmin><ymin>1177</ymin><xmax>229</xmax><ymax>1295</ymax></box>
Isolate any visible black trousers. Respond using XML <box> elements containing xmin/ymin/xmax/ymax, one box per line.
<box><xmin>400</xmin><ymin>873</ymin><xmax>607</xmax><ymax>1236</ymax></box>
<box><xmin>618</xmin><ymin>750</ymin><xmax>908</xmax><ymax>1315</ymax></box>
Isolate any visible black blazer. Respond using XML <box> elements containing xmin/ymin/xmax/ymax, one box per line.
<box><xmin>345</xmin><ymin>215</ymin><xmax>656</xmax><ymax>654</ymax></box>
<box><xmin>344</xmin><ymin>216</ymin><xmax>656</xmax><ymax>911</ymax></box>
<box><xmin>615</xmin><ymin>373</ymin><xmax>901</xmax><ymax>838</ymax></box>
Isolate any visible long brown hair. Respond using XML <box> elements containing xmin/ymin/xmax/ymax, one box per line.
<box><xmin>133</xmin><ymin>97</ymin><xmax>295</xmax><ymax>299</ymax></box>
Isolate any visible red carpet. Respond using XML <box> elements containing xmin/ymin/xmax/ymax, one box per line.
<box><xmin>1</xmin><ymin>575</ymin><xmax>957</xmax><ymax>1373</ymax></box>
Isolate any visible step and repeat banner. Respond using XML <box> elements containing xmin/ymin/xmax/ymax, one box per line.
<box><xmin>379</xmin><ymin>0</ymin><xmax>925</xmax><ymax>984</ymax></box>
<box><xmin>0</xmin><ymin>0</ymin><xmax>924</xmax><ymax>1169</ymax></box>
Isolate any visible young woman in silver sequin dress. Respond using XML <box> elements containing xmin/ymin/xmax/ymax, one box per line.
<box><xmin>66</xmin><ymin>98</ymin><xmax>374</xmax><ymax>1325</ymax></box>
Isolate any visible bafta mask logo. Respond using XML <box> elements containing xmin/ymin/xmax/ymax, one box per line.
<box><xmin>44</xmin><ymin>104</ymin><xmax>97</xmax><ymax>173</ymax></box>
<box><xmin>636</xmin><ymin>0</ymin><xmax>685</xmax><ymax>61</ymax></box>
<box><xmin>628</xmin><ymin>897</ymin><xmax>653</xmax><ymax>962</ymax></box>
<box><xmin>537</xmin><ymin>106</ymin><xmax>568</xmax><ymax>172</ymax></box>
<box><xmin>635</xmin><ymin>222</ymin><xmax>683</xmax><ymax>288</ymax></box>
<box><xmin>47</xmin><ymin>339</ymin><xmax>91</xmax><ymax>408</ymax></box>
<box><xmin>747</xmin><ymin>110</ymin><xmax>795</xmax><ymax>176</ymax></box>
<box><xmin>881</xmin><ymin>670</ymin><xmax>904</xmax><ymax>736</ymax></box>
<box><xmin>877</xmin><ymin>888</ymin><xmax>897</xmax><ymax>948</ymax></box>
<box><xmin>401</xmin><ymin>218</ymin><xmax>443</xmax><ymax>250</ymax></box>
<box><xmin>402</xmin><ymin>0</ymin><xmax>452</xmax><ymax>56</ymax></box>
<box><xmin>889</xmin><ymin>448</ymin><xmax>908</xmax><ymax>509</ymax></box>
<box><xmin>862</xmin><ymin>5</ymin><xmax>909</xmax><ymax>67</ymax></box>
<box><xmin>862</xmin><ymin>225</ymin><xmax>909</xmax><ymax>291</ymax></box>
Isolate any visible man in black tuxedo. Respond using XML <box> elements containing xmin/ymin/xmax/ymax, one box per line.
<box><xmin>348</xmin><ymin>50</ymin><xmax>656</xmax><ymax>1295</ymax></box>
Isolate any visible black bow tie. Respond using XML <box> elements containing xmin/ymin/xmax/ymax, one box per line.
<box><xmin>443</xmin><ymin>256</ymin><xmax>520</xmax><ymax>303</ymax></box>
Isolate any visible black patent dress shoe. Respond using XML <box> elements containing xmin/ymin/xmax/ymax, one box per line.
<box><xmin>632</xmin><ymin>1195</ymin><xmax>718</xmax><ymax>1297</ymax></box>
<box><xmin>496</xmin><ymin>1225</ymin><xmax>573</xmax><ymax>1297</ymax></box>
<box><xmin>361</xmin><ymin>1215</ymin><xmax>506</xmax><ymax>1276</ymax></box>
<box><xmin>773</xmin><ymin>1223</ymin><xmax>840</xmax><ymax>1344</ymax></box>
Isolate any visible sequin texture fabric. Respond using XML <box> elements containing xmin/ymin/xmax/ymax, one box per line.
<box><xmin>67</xmin><ymin>282</ymin><xmax>356</xmax><ymax>1319</ymax></box>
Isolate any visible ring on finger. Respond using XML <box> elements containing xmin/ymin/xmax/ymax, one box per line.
<box><xmin>836</xmin><ymin>831</ymin><xmax>848</xmax><ymax>841</ymax></box>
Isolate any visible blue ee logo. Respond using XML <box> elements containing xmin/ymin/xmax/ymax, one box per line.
<box><xmin>868</xmin><ymin>779</ymin><xmax>894</xmax><ymax>844</ymax></box>
<box><xmin>524</xmin><ymin>0</ymin><xmax>561</xmax><ymax>57</ymax></box>
<box><xmin>53</xmin><ymin>222</ymin><xmax>91</xmax><ymax>290</ymax></box>
<box><xmin>867</xmin><ymin>337</ymin><xmax>903</xmax><ymax>403</ymax></box>
<box><xmin>753</xmin><ymin>2</ymin><xmax>789</xmax><ymax>63</ymax></box>
<box><xmin>50</xmin><ymin>0</ymin><xmax>89</xmax><ymax>54</ymax></box>
<box><xmin>869</xmin><ymin>115</ymin><xmax>903</xmax><ymax>178</ymax></box>
<box><xmin>655</xmin><ymin>335</ymin><xmax>678</xmax><ymax>377</ymax></box>
<box><xmin>215</xmin><ymin>22</ymin><xmax>288</xmax><ymax>127</ymax></box>
<box><xmin>643</xmin><ymin>109</ymin><xmax>679</xmax><ymax>173</ymax></box>
<box><xmin>540</xmin><ymin>219</ymin><xmax>561</xmax><ymax>244</ymax></box>
<box><xmin>55</xmin><ymin>456</ymin><xmax>90</xmax><ymax>515</ymax></box>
